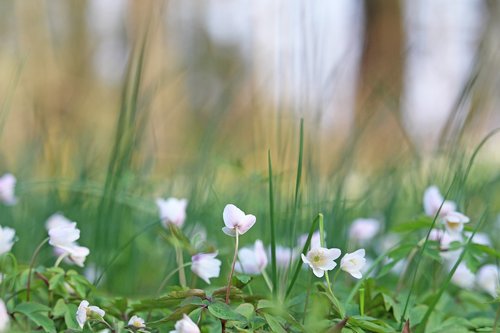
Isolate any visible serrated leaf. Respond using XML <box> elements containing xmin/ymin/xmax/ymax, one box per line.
<box><xmin>235</xmin><ymin>303</ymin><xmax>254</xmax><ymax>319</ymax></box>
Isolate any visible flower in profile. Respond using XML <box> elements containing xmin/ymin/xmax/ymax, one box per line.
<box><xmin>156</xmin><ymin>197</ymin><xmax>188</xmax><ymax>228</ymax></box>
<box><xmin>170</xmin><ymin>314</ymin><xmax>200</xmax><ymax>333</ymax></box>
<box><xmin>301</xmin><ymin>247</ymin><xmax>341</xmax><ymax>278</ymax></box>
<box><xmin>476</xmin><ymin>264</ymin><xmax>499</xmax><ymax>298</ymax></box>
<box><xmin>48</xmin><ymin>221</ymin><xmax>90</xmax><ymax>267</ymax></box>
<box><xmin>222</xmin><ymin>204</ymin><xmax>256</xmax><ymax>237</ymax></box>
<box><xmin>0</xmin><ymin>174</ymin><xmax>17</xmax><ymax>206</ymax></box>
<box><xmin>349</xmin><ymin>218</ymin><xmax>380</xmax><ymax>243</ymax></box>
<box><xmin>76</xmin><ymin>300</ymin><xmax>105</xmax><ymax>329</ymax></box>
<box><xmin>128</xmin><ymin>315</ymin><xmax>146</xmax><ymax>328</ymax></box>
<box><xmin>450</xmin><ymin>263</ymin><xmax>475</xmax><ymax>289</ymax></box>
<box><xmin>428</xmin><ymin>228</ymin><xmax>461</xmax><ymax>262</ymax></box>
<box><xmin>191</xmin><ymin>252</ymin><xmax>221</xmax><ymax>284</ymax></box>
<box><xmin>297</xmin><ymin>231</ymin><xmax>322</xmax><ymax>250</ymax></box>
<box><xmin>340</xmin><ymin>249</ymin><xmax>366</xmax><ymax>279</ymax></box>
<box><xmin>423</xmin><ymin>186</ymin><xmax>456</xmax><ymax>218</ymax></box>
<box><xmin>235</xmin><ymin>240</ymin><xmax>268</xmax><ymax>275</ymax></box>
<box><xmin>0</xmin><ymin>226</ymin><xmax>15</xmax><ymax>256</ymax></box>
<box><xmin>0</xmin><ymin>299</ymin><xmax>9</xmax><ymax>332</ymax></box>
<box><xmin>442</xmin><ymin>211</ymin><xmax>469</xmax><ymax>234</ymax></box>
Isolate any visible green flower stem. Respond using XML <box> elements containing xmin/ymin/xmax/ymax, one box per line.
<box><xmin>26</xmin><ymin>237</ymin><xmax>49</xmax><ymax>301</ymax></box>
<box><xmin>174</xmin><ymin>243</ymin><xmax>187</xmax><ymax>287</ymax></box>
<box><xmin>54</xmin><ymin>252</ymin><xmax>68</xmax><ymax>268</ymax></box>
<box><xmin>225</xmin><ymin>231</ymin><xmax>240</xmax><ymax>304</ymax></box>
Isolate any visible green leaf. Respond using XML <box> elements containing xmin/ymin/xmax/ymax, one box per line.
<box><xmin>208</xmin><ymin>302</ymin><xmax>246</xmax><ymax>322</ymax></box>
<box><xmin>52</xmin><ymin>299</ymin><xmax>67</xmax><ymax>318</ymax></box>
<box><xmin>392</xmin><ymin>217</ymin><xmax>433</xmax><ymax>233</ymax></box>
<box><xmin>65</xmin><ymin>303</ymin><xmax>81</xmax><ymax>330</ymax></box>
<box><xmin>235</xmin><ymin>303</ymin><xmax>254</xmax><ymax>320</ymax></box>
<box><xmin>49</xmin><ymin>272</ymin><xmax>65</xmax><ymax>291</ymax></box>
<box><xmin>264</xmin><ymin>313</ymin><xmax>286</xmax><ymax>333</ymax></box>
<box><xmin>27</xmin><ymin>312</ymin><xmax>56</xmax><ymax>333</ymax></box>
<box><xmin>14</xmin><ymin>302</ymin><xmax>51</xmax><ymax>314</ymax></box>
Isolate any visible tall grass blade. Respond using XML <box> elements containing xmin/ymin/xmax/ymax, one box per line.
<box><xmin>268</xmin><ymin>150</ymin><xmax>277</xmax><ymax>296</ymax></box>
<box><xmin>285</xmin><ymin>213</ymin><xmax>320</xmax><ymax>298</ymax></box>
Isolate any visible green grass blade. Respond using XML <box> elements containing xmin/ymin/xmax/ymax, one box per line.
<box><xmin>285</xmin><ymin>213</ymin><xmax>320</xmax><ymax>298</ymax></box>
<box><xmin>268</xmin><ymin>149</ymin><xmax>277</xmax><ymax>296</ymax></box>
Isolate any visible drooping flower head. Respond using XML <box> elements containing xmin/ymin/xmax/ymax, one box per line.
<box><xmin>235</xmin><ymin>239</ymin><xmax>268</xmax><ymax>275</ymax></box>
<box><xmin>222</xmin><ymin>204</ymin><xmax>256</xmax><ymax>237</ymax></box>
<box><xmin>301</xmin><ymin>247</ymin><xmax>341</xmax><ymax>278</ymax></box>
<box><xmin>423</xmin><ymin>186</ymin><xmax>456</xmax><ymax>218</ymax></box>
<box><xmin>128</xmin><ymin>315</ymin><xmax>146</xmax><ymax>328</ymax></box>
<box><xmin>170</xmin><ymin>314</ymin><xmax>200</xmax><ymax>333</ymax></box>
<box><xmin>191</xmin><ymin>252</ymin><xmax>221</xmax><ymax>284</ymax></box>
<box><xmin>340</xmin><ymin>249</ymin><xmax>366</xmax><ymax>279</ymax></box>
<box><xmin>156</xmin><ymin>197</ymin><xmax>188</xmax><ymax>228</ymax></box>
<box><xmin>0</xmin><ymin>226</ymin><xmax>15</xmax><ymax>256</ymax></box>
<box><xmin>76</xmin><ymin>300</ymin><xmax>105</xmax><ymax>329</ymax></box>
<box><xmin>47</xmin><ymin>219</ymin><xmax>90</xmax><ymax>267</ymax></box>
<box><xmin>0</xmin><ymin>174</ymin><xmax>17</xmax><ymax>206</ymax></box>
<box><xmin>349</xmin><ymin>218</ymin><xmax>380</xmax><ymax>243</ymax></box>
<box><xmin>442</xmin><ymin>211</ymin><xmax>469</xmax><ymax>235</ymax></box>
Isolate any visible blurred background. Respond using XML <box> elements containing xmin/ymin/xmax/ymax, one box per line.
<box><xmin>0</xmin><ymin>0</ymin><xmax>499</xmax><ymax>295</ymax></box>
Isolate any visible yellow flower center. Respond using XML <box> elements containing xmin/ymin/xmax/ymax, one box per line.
<box><xmin>313</xmin><ymin>255</ymin><xmax>321</xmax><ymax>263</ymax></box>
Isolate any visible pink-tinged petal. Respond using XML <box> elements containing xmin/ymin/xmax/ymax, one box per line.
<box><xmin>312</xmin><ymin>267</ymin><xmax>324</xmax><ymax>278</ymax></box>
<box><xmin>223</xmin><ymin>204</ymin><xmax>245</xmax><ymax>228</ymax></box>
<box><xmin>222</xmin><ymin>227</ymin><xmax>236</xmax><ymax>237</ymax></box>
<box><xmin>238</xmin><ymin>214</ymin><xmax>256</xmax><ymax>234</ymax></box>
<box><xmin>351</xmin><ymin>271</ymin><xmax>362</xmax><ymax>279</ymax></box>
<box><xmin>325</xmin><ymin>248</ymin><xmax>341</xmax><ymax>261</ymax></box>
<box><xmin>320</xmin><ymin>260</ymin><xmax>337</xmax><ymax>271</ymax></box>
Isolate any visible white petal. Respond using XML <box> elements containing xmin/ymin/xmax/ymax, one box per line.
<box><xmin>223</xmin><ymin>204</ymin><xmax>245</xmax><ymax>228</ymax></box>
<box><xmin>222</xmin><ymin>227</ymin><xmax>236</xmax><ymax>237</ymax></box>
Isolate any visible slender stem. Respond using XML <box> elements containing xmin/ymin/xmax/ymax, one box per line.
<box><xmin>156</xmin><ymin>262</ymin><xmax>192</xmax><ymax>295</ymax></box>
<box><xmin>359</xmin><ymin>288</ymin><xmax>365</xmax><ymax>316</ymax></box>
<box><xmin>225</xmin><ymin>231</ymin><xmax>239</xmax><ymax>304</ymax></box>
<box><xmin>54</xmin><ymin>252</ymin><xmax>68</xmax><ymax>268</ymax></box>
<box><xmin>175</xmin><ymin>244</ymin><xmax>187</xmax><ymax>287</ymax></box>
<box><xmin>325</xmin><ymin>271</ymin><xmax>345</xmax><ymax>318</ymax></box>
<box><xmin>261</xmin><ymin>270</ymin><xmax>273</xmax><ymax>292</ymax></box>
<box><xmin>26</xmin><ymin>238</ymin><xmax>49</xmax><ymax>301</ymax></box>
<box><xmin>493</xmin><ymin>303</ymin><xmax>500</xmax><ymax>333</ymax></box>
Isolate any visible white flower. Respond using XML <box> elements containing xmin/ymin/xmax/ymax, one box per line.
<box><xmin>128</xmin><ymin>315</ymin><xmax>146</xmax><ymax>328</ymax></box>
<box><xmin>0</xmin><ymin>299</ymin><xmax>9</xmax><ymax>332</ymax></box>
<box><xmin>477</xmin><ymin>264</ymin><xmax>499</xmax><ymax>298</ymax></box>
<box><xmin>45</xmin><ymin>213</ymin><xmax>74</xmax><ymax>231</ymax></box>
<box><xmin>235</xmin><ymin>240</ymin><xmax>268</xmax><ymax>275</ymax></box>
<box><xmin>222</xmin><ymin>204</ymin><xmax>256</xmax><ymax>237</ymax></box>
<box><xmin>76</xmin><ymin>300</ymin><xmax>105</xmax><ymax>329</ymax></box>
<box><xmin>340</xmin><ymin>249</ymin><xmax>366</xmax><ymax>279</ymax></box>
<box><xmin>423</xmin><ymin>186</ymin><xmax>456</xmax><ymax>218</ymax></box>
<box><xmin>191</xmin><ymin>252</ymin><xmax>221</xmax><ymax>284</ymax></box>
<box><xmin>0</xmin><ymin>174</ymin><xmax>17</xmax><ymax>206</ymax></box>
<box><xmin>48</xmin><ymin>224</ymin><xmax>80</xmax><ymax>251</ymax></box>
<box><xmin>442</xmin><ymin>211</ymin><xmax>469</xmax><ymax>235</ymax></box>
<box><xmin>272</xmin><ymin>246</ymin><xmax>297</xmax><ymax>269</ymax></box>
<box><xmin>156</xmin><ymin>197</ymin><xmax>188</xmax><ymax>228</ymax></box>
<box><xmin>297</xmin><ymin>231</ymin><xmax>322</xmax><ymax>250</ymax></box>
<box><xmin>450</xmin><ymin>263</ymin><xmax>475</xmax><ymax>289</ymax></box>
<box><xmin>349</xmin><ymin>218</ymin><xmax>380</xmax><ymax>243</ymax></box>
<box><xmin>0</xmin><ymin>226</ymin><xmax>15</xmax><ymax>255</ymax></box>
<box><xmin>170</xmin><ymin>314</ymin><xmax>200</xmax><ymax>333</ymax></box>
<box><xmin>301</xmin><ymin>247</ymin><xmax>341</xmax><ymax>278</ymax></box>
